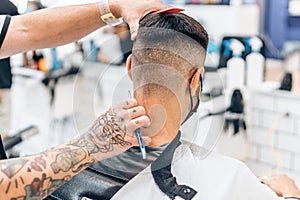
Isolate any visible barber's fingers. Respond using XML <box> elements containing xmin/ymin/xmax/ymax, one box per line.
<box><xmin>260</xmin><ymin>175</ymin><xmax>270</xmax><ymax>180</ymax></box>
<box><xmin>129</xmin><ymin>8</ymin><xmax>162</xmax><ymax>40</ymax></box>
<box><xmin>110</xmin><ymin>98</ymin><xmax>150</xmax><ymax>129</ymax></box>
<box><xmin>128</xmin><ymin>106</ymin><xmax>146</xmax><ymax>119</ymax></box>
<box><xmin>129</xmin><ymin>7</ymin><xmax>185</xmax><ymax>39</ymax></box>
<box><xmin>129</xmin><ymin>21</ymin><xmax>139</xmax><ymax>41</ymax></box>
<box><xmin>113</xmin><ymin>106</ymin><xmax>146</xmax><ymax>122</ymax></box>
<box><xmin>126</xmin><ymin>115</ymin><xmax>151</xmax><ymax>133</ymax></box>
<box><xmin>124</xmin><ymin>0</ymin><xmax>171</xmax><ymax>40</ymax></box>
<box><xmin>260</xmin><ymin>176</ymin><xmax>282</xmax><ymax>196</ymax></box>
<box><xmin>260</xmin><ymin>176</ymin><xmax>270</xmax><ymax>184</ymax></box>
<box><xmin>123</xmin><ymin>115</ymin><xmax>151</xmax><ymax>146</ymax></box>
<box><xmin>115</xmin><ymin>98</ymin><xmax>138</xmax><ymax>109</ymax></box>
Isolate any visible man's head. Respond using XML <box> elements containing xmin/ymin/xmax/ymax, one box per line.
<box><xmin>126</xmin><ymin>13</ymin><xmax>208</xmax><ymax>144</ymax></box>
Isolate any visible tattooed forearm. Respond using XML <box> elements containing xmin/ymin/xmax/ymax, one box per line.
<box><xmin>0</xmin><ymin>104</ymin><xmax>136</xmax><ymax>199</ymax></box>
<box><xmin>5</xmin><ymin>181</ymin><xmax>10</xmax><ymax>194</ymax></box>
<box><xmin>11</xmin><ymin>174</ymin><xmax>72</xmax><ymax>200</ymax></box>
<box><xmin>72</xmin><ymin>160</ymin><xmax>95</xmax><ymax>173</ymax></box>
<box><xmin>1</xmin><ymin>159</ymin><xmax>28</xmax><ymax>179</ymax></box>
<box><xmin>0</xmin><ymin>149</ymin><xmax>93</xmax><ymax>199</ymax></box>
<box><xmin>30</xmin><ymin>156</ymin><xmax>47</xmax><ymax>172</ymax></box>
<box><xmin>51</xmin><ymin>148</ymin><xmax>87</xmax><ymax>174</ymax></box>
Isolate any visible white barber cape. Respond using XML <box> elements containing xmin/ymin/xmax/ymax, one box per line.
<box><xmin>0</xmin><ymin>15</ymin><xmax>5</xmax><ymax>32</ymax></box>
<box><xmin>112</xmin><ymin>142</ymin><xmax>281</xmax><ymax>200</ymax></box>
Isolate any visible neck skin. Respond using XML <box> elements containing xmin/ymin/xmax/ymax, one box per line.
<box><xmin>135</xmin><ymin>89</ymin><xmax>188</xmax><ymax>147</ymax></box>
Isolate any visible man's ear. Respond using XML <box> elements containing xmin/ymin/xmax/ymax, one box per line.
<box><xmin>126</xmin><ymin>54</ymin><xmax>133</xmax><ymax>80</ymax></box>
<box><xmin>190</xmin><ymin>67</ymin><xmax>204</xmax><ymax>96</ymax></box>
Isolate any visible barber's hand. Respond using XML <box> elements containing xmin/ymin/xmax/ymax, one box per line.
<box><xmin>109</xmin><ymin>0</ymin><xmax>171</xmax><ymax>40</ymax></box>
<box><xmin>86</xmin><ymin>98</ymin><xmax>151</xmax><ymax>160</ymax></box>
<box><xmin>0</xmin><ymin>89</ymin><xmax>2</xmax><ymax>104</ymax></box>
<box><xmin>261</xmin><ymin>174</ymin><xmax>300</xmax><ymax>198</ymax></box>
<box><xmin>107</xmin><ymin>98</ymin><xmax>151</xmax><ymax>147</ymax></box>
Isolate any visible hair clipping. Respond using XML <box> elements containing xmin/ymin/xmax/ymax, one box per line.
<box><xmin>154</xmin><ymin>7</ymin><xmax>185</xmax><ymax>14</ymax></box>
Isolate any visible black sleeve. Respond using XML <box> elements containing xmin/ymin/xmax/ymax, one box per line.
<box><xmin>0</xmin><ymin>15</ymin><xmax>11</xmax><ymax>49</ymax></box>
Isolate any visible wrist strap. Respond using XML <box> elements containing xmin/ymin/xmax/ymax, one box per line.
<box><xmin>99</xmin><ymin>0</ymin><xmax>123</xmax><ymax>26</ymax></box>
<box><xmin>285</xmin><ymin>197</ymin><xmax>300</xmax><ymax>200</ymax></box>
<box><xmin>99</xmin><ymin>0</ymin><xmax>110</xmax><ymax>16</ymax></box>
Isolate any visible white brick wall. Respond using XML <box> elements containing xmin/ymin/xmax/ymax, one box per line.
<box><xmin>251</xmin><ymin>93</ymin><xmax>276</xmax><ymax>111</ymax></box>
<box><xmin>246</xmin><ymin>91</ymin><xmax>300</xmax><ymax>183</ymax></box>
<box><xmin>295</xmin><ymin>119</ymin><xmax>300</xmax><ymax>135</ymax></box>
<box><xmin>276</xmin><ymin>133</ymin><xmax>300</xmax><ymax>154</ymax></box>
<box><xmin>249</xmin><ymin>127</ymin><xmax>275</xmax><ymax>146</ymax></box>
<box><xmin>249</xmin><ymin>110</ymin><xmax>262</xmax><ymax>127</ymax></box>
<box><xmin>245</xmin><ymin>159</ymin><xmax>274</xmax><ymax>176</ymax></box>
<box><xmin>259</xmin><ymin>146</ymin><xmax>292</xmax><ymax>169</ymax></box>
<box><xmin>276</xmin><ymin>98</ymin><xmax>300</xmax><ymax>116</ymax></box>
<box><xmin>294</xmin><ymin>155</ymin><xmax>300</xmax><ymax>172</ymax></box>
<box><xmin>262</xmin><ymin>111</ymin><xmax>294</xmax><ymax>134</ymax></box>
<box><xmin>247</xmin><ymin>144</ymin><xmax>258</xmax><ymax>160</ymax></box>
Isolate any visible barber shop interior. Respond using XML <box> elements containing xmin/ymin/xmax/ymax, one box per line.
<box><xmin>1</xmin><ymin>0</ymin><xmax>300</xmax><ymax>199</ymax></box>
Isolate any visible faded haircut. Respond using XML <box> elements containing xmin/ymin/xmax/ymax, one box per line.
<box><xmin>131</xmin><ymin>13</ymin><xmax>208</xmax><ymax>97</ymax></box>
<box><xmin>135</xmin><ymin>12</ymin><xmax>208</xmax><ymax>48</ymax></box>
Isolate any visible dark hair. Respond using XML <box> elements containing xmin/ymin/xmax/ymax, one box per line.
<box><xmin>136</xmin><ymin>13</ymin><xmax>208</xmax><ymax>50</ymax></box>
<box><xmin>131</xmin><ymin>13</ymin><xmax>208</xmax><ymax>99</ymax></box>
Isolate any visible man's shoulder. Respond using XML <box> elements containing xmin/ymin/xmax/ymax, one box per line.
<box><xmin>204</xmin><ymin>151</ymin><xmax>247</xmax><ymax>167</ymax></box>
<box><xmin>180</xmin><ymin>141</ymin><xmax>247</xmax><ymax>168</ymax></box>
<box><xmin>112</xmin><ymin>143</ymin><xmax>278</xmax><ymax>200</ymax></box>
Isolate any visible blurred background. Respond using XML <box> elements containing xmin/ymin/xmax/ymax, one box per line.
<box><xmin>1</xmin><ymin>0</ymin><xmax>300</xmax><ymax>187</ymax></box>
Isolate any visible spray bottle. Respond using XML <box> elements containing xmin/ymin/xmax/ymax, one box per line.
<box><xmin>226</xmin><ymin>39</ymin><xmax>245</xmax><ymax>91</ymax></box>
<box><xmin>223</xmin><ymin>40</ymin><xmax>232</xmax><ymax>60</ymax></box>
<box><xmin>246</xmin><ymin>36</ymin><xmax>264</xmax><ymax>89</ymax></box>
<box><xmin>230</xmin><ymin>0</ymin><xmax>243</xmax><ymax>6</ymax></box>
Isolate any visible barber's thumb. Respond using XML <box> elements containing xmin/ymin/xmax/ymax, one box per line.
<box><xmin>130</xmin><ymin>21</ymin><xmax>139</xmax><ymax>40</ymax></box>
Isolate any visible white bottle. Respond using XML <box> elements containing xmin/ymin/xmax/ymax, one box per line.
<box><xmin>230</xmin><ymin>0</ymin><xmax>243</xmax><ymax>6</ymax></box>
<box><xmin>174</xmin><ymin>0</ymin><xmax>186</xmax><ymax>5</ymax></box>
<box><xmin>226</xmin><ymin>39</ymin><xmax>245</xmax><ymax>91</ymax></box>
<box><xmin>246</xmin><ymin>37</ymin><xmax>264</xmax><ymax>89</ymax></box>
